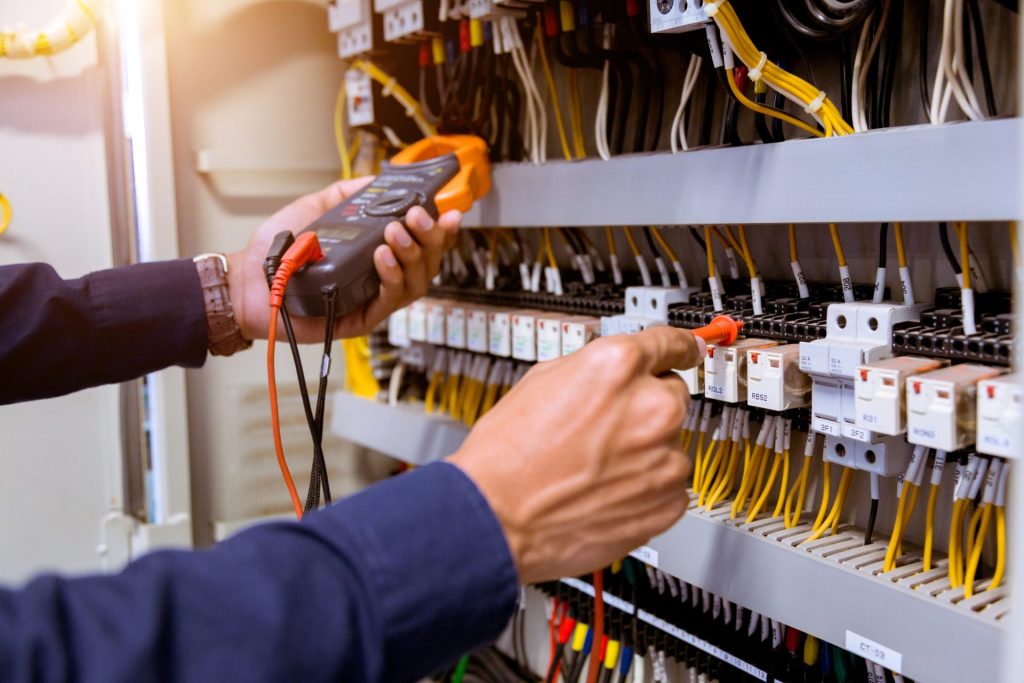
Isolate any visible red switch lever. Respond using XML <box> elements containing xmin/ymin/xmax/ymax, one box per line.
<box><xmin>691</xmin><ymin>315</ymin><xmax>744</xmax><ymax>346</ymax></box>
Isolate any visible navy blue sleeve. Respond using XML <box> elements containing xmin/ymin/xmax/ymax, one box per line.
<box><xmin>0</xmin><ymin>260</ymin><xmax>208</xmax><ymax>405</ymax></box>
<box><xmin>0</xmin><ymin>461</ymin><xmax>519</xmax><ymax>683</ymax></box>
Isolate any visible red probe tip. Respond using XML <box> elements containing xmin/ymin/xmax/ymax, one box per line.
<box><xmin>692</xmin><ymin>315</ymin><xmax>744</xmax><ymax>346</ymax></box>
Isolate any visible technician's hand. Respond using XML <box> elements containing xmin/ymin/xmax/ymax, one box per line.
<box><xmin>449</xmin><ymin>326</ymin><xmax>701</xmax><ymax>584</ymax></box>
<box><xmin>227</xmin><ymin>177</ymin><xmax>462</xmax><ymax>343</ymax></box>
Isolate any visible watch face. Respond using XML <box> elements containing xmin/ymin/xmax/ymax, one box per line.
<box><xmin>656</xmin><ymin>0</ymin><xmax>674</xmax><ymax>14</ymax></box>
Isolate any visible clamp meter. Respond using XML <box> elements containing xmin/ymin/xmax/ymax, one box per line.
<box><xmin>284</xmin><ymin>135</ymin><xmax>491</xmax><ymax>318</ymax></box>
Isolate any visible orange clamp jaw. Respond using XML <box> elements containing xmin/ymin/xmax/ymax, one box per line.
<box><xmin>692</xmin><ymin>315</ymin><xmax>744</xmax><ymax>346</ymax></box>
<box><xmin>389</xmin><ymin>135</ymin><xmax>491</xmax><ymax>214</ymax></box>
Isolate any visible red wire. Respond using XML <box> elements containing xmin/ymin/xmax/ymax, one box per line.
<box><xmin>547</xmin><ymin>598</ymin><xmax>560</xmax><ymax>674</ymax></box>
<box><xmin>267</xmin><ymin>307</ymin><xmax>304</xmax><ymax>519</ymax></box>
<box><xmin>586</xmin><ymin>570</ymin><xmax>604</xmax><ymax>683</ymax></box>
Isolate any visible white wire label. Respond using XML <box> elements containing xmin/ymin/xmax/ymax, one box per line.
<box><xmin>845</xmin><ymin>631</ymin><xmax>903</xmax><ymax>674</ymax></box>
<box><xmin>629</xmin><ymin>545</ymin><xmax>659</xmax><ymax>568</ymax></box>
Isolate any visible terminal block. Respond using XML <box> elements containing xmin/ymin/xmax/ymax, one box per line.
<box><xmin>704</xmin><ymin>338</ymin><xmax>777</xmax><ymax>403</ymax></box>
<box><xmin>977</xmin><ymin>373</ymin><xmax>1024</xmax><ymax>458</ymax></box>
<box><xmin>854</xmin><ymin>356</ymin><xmax>948</xmax><ymax>436</ymax></box>
<box><xmin>330</xmin><ymin>0</ymin><xmax>377</xmax><ymax>57</ymax></box>
<box><xmin>560</xmin><ymin>316</ymin><xmax>600</xmax><ymax>356</ymax></box>
<box><xmin>746</xmin><ymin>344</ymin><xmax>810</xmax><ymax>412</ymax></box>
<box><xmin>649</xmin><ymin>0</ymin><xmax>710</xmax><ymax>34</ymax></box>
<box><xmin>466</xmin><ymin>305</ymin><xmax>491</xmax><ymax>353</ymax></box>
<box><xmin>906</xmin><ymin>364</ymin><xmax>1006</xmax><ymax>451</ymax></box>
<box><xmin>602</xmin><ymin>286</ymin><xmax>687</xmax><ymax>336</ymax></box>
<box><xmin>425</xmin><ymin>299</ymin><xmax>448</xmax><ymax>345</ymax></box>
<box><xmin>512</xmin><ymin>310</ymin><xmax>544</xmax><ymax>362</ymax></box>
<box><xmin>445</xmin><ymin>301</ymin><xmax>466</xmax><ymax>349</ymax></box>
<box><xmin>374</xmin><ymin>0</ymin><xmax>433</xmax><ymax>42</ymax></box>
<box><xmin>535</xmin><ymin>314</ymin><xmax>563</xmax><ymax>362</ymax></box>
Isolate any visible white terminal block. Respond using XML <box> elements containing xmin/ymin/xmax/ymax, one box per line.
<box><xmin>467</xmin><ymin>0</ymin><xmax>529</xmax><ymax>19</ymax></box>
<box><xmin>512</xmin><ymin>310</ymin><xmax>541</xmax><ymax>362</ymax></box>
<box><xmin>746</xmin><ymin>344</ymin><xmax>809</xmax><ymax>412</ymax></box>
<box><xmin>536</xmin><ymin>315</ymin><xmax>563</xmax><ymax>362</ymax></box>
<box><xmin>488</xmin><ymin>309</ymin><xmax>512</xmax><ymax>358</ymax></box>
<box><xmin>330</xmin><ymin>0</ymin><xmax>374</xmax><ymax>57</ymax></box>
<box><xmin>854</xmin><ymin>356</ymin><xmax>948</xmax><ymax>436</ymax></box>
<box><xmin>977</xmin><ymin>373</ymin><xmax>1024</xmax><ymax>458</ymax></box>
<box><xmin>425</xmin><ymin>299</ymin><xmax>447</xmax><ymax>345</ymax></box>
<box><xmin>906</xmin><ymin>364</ymin><xmax>1005</xmax><ymax>451</ymax></box>
<box><xmin>445</xmin><ymin>303</ymin><xmax>466</xmax><ymax>349</ymax></box>
<box><xmin>823</xmin><ymin>434</ymin><xmax>913</xmax><ymax>477</ymax></box>
<box><xmin>374</xmin><ymin>0</ymin><xmax>425</xmax><ymax>42</ymax></box>
<box><xmin>649</xmin><ymin>0</ymin><xmax>709</xmax><ymax>34</ymax></box>
<box><xmin>466</xmin><ymin>306</ymin><xmax>490</xmax><ymax>353</ymax></box>
<box><xmin>407</xmin><ymin>300</ymin><xmax>428</xmax><ymax>342</ymax></box>
<box><xmin>704</xmin><ymin>338</ymin><xmax>778</xmax><ymax>403</ymax></box>
<box><xmin>387</xmin><ymin>307</ymin><xmax>410</xmax><ymax>348</ymax></box>
<box><xmin>561</xmin><ymin>316</ymin><xmax>600</xmax><ymax>356</ymax></box>
<box><xmin>601</xmin><ymin>286</ymin><xmax>686</xmax><ymax>336</ymax></box>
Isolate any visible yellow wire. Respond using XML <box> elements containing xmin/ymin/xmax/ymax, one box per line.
<box><xmin>784</xmin><ymin>455</ymin><xmax>812</xmax><ymax>528</ymax></box>
<box><xmin>0</xmin><ymin>193</ymin><xmax>11</xmax><ymax>236</ymax></box>
<box><xmin>334</xmin><ymin>78</ymin><xmax>353</xmax><ymax>181</ymax></box>
<box><xmin>424</xmin><ymin>372</ymin><xmax>442</xmax><ymax>413</ymax></box>
<box><xmin>535</xmin><ymin>27</ymin><xmax>572</xmax><ymax>162</ymax></box>
<box><xmin>352</xmin><ymin>59</ymin><xmax>437</xmax><ymax>137</ymax></box>
<box><xmin>651</xmin><ymin>227</ymin><xmax>679</xmax><ymax>262</ymax></box>
<box><xmin>699</xmin><ymin>438</ymin><xmax>728</xmax><ymax>506</ymax></box>
<box><xmin>802</xmin><ymin>468</ymin><xmax>853</xmax><ymax>544</ymax></box>
<box><xmin>923</xmin><ymin>484</ymin><xmax>940</xmax><ymax>571</ymax></box>
<box><xmin>731</xmin><ymin>440</ymin><xmax>764</xmax><ymax>519</ymax></box>
<box><xmin>704</xmin><ymin>226</ymin><xmax>716</xmax><ymax>278</ymax></box>
<box><xmin>736</xmin><ymin>225</ymin><xmax>758</xmax><ymax>277</ymax></box>
<box><xmin>788</xmin><ymin>224</ymin><xmax>798</xmax><ymax>262</ymax></box>
<box><xmin>568</xmin><ymin>69</ymin><xmax>586</xmax><ymax>158</ymax></box>
<box><xmin>543</xmin><ymin>228</ymin><xmax>557</xmax><ymax>269</ymax></box>
<box><xmin>623</xmin><ymin>227</ymin><xmax>642</xmax><ymax>257</ymax></box>
<box><xmin>948</xmin><ymin>499</ymin><xmax>967</xmax><ymax>587</ymax></box>
<box><xmin>812</xmin><ymin>461</ymin><xmax>832</xmax><ymax>530</ymax></box>
<box><xmin>884</xmin><ymin>483</ymin><xmax>913</xmax><ymax>571</ymax></box>
<box><xmin>746</xmin><ymin>450</ymin><xmax>783</xmax><ymax>523</ymax></box>
<box><xmin>772</xmin><ymin>448</ymin><xmax>791</xmax><ymax>519</ymax></box>
<box><xmin>828</xmin><ymin>223</ymin><xmax>848</xmax><ymax>267</ymax></box>
<box><xmin>605</xmin><ymin>227</ymin><xmax>617</xmax><ymax>256</ymax></box>
<box><xmin>990</xmin><ymin>506</ymin><xmax>1007</xmax><ymax>590</ymax></box>
<box><xmin>706</xmin><ymin>439</ymin><xmax>742</xmax><ymax>509</ymax></box>
<box><xmin>725</xmin><ymin>68</ymin><xmax>825</xmax><ymax>139</ymax></box>
<box><xmin>893</xmin><ymin>222</ymin><xmax>908</xmax><ymax>269</ymax></box>
<box><xmin>1011</xmin><ymin>222</ymin><xmax>1020</xmax><ymax>268</ymax></box>
<box><xmin>963</xmin><ymin>503</ymin><xmax>993</xmax><ymax>598</ymax></box>
<box><xmin>955</xmin><ymin>222</ymin><xmax>971</xmax><ymax>289</ymax></box>
<box><xmin>693</xmin><ymin>430</ymin><xmax>708</xmax><ymax>491</ymax></box>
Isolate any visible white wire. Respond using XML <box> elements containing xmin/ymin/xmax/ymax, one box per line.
<box><xmin>595</xmin><ymin>60</ymin><xmax>612</xmax><ymax>160</ymax></box>
<box><xmin>851</xmin><ymin>1</ymin><xmax>890</xmax><ymax>132</ymax></box>
<box><xmin>388</xmin><ymin>362</ymin><xmax>405</xmax><ymax>407</ymax></box>
<box><xmin>670</xmin><ymin>55</ymin><xmax>703</xmax><ymax>153</ymax></box>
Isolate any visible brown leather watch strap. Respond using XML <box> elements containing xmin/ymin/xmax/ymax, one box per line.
<box><xmin>193</xmin><ymin>253</ymin><xmax>252</xmax><ymax>357</ymax></box>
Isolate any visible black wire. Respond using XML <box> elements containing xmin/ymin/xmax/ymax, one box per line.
<box><xmin>839</xmin><ymin>35</ymin><xmax>853</xmax><ymax>122</ymax></box>
<box><xmin>918</xmin><ymin>0</ymin><xmax>932</xmax><ymax>116</ymax></box>
<box><xmin>939</xmin><ymin>222</ymin><xmax>963</xmax><ymax>275</ymax></box>
<box><xmin>878</xmin><ymin>223</ymin><xmax>888</xmax><ymax>269</ymax></box>
<box><xmin>544</xmin><ymin>648</ymin><xmax>565</xmax><ymax>683</ymax></box>
<box><xmin>596</xmin><ymin>665</ymin><xmax>614</xmax><ymax>683</ymax></box>
<box><xmin>965</xmin><ymin>0</ymin><xmax>998</xmax><ymax>116</ymax></box>
<box><xmin>878</xmin><ymin>0</ymin><xmax>902</xmax><ymax>128</ymax></box>
<box><xmin>865</xmin><ymin>498</ymin><xmax>879</xmax><ymax>545</ymax></box>
<box><xmin>771</xmin><ymin>86</ymin><xmax>786</xmax><ymax>142</ymax></box>
<box><xmin>306</xmin><ymin>285</ymin><xmax>338</xmax><ymax>511</ymax></box>
<box><xmin>754</xmin><ymin>92</ymin><xmax>775</xmax><ymax>144</ymax></box>
<box><xmin>642</xmin><ymin>226</ymin><xmax>660</xmax><ymax>258</ymax></box>
<box><xmin>698</xmin><ymin>61</ymin><xmax>716</xmax><ymax>147</ymax></box>
<box><xmin>690</xmin><ymin>227</ymin><xmax>707</xmax><ymax>251</ymax></box>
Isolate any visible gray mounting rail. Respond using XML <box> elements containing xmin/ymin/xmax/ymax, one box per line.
<box><xmin>462</xmin><ymin>119</ymin><xmax>1023</xmax><ymax>227</ymax></box>
<box><xmin>329</xmin><ymin>391</ymin><xmax>1008</xmax><ymax>682</ymax></box>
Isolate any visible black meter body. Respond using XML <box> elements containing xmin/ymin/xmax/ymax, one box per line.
<box><xmin>284</xmin><ymin>154</ymin><xmax>461</xmax><ymax>318</ymax></box>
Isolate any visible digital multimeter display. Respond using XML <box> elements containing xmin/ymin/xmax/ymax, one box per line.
<box><xmin>315</xmin><ymin>225</ymin><xmax>364</xmax><ymax>243</ymax></box>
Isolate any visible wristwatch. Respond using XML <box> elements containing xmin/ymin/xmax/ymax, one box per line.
<box><xmin>193</xmin><ymin>253</ymin><xmax>252</xmax><ymax>357</ymax></box>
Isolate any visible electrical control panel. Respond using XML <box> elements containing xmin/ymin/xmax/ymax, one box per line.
<box><xmin>977</xmin><ymin>372</ymin><xmax>1024</xmax><ymax>458</ymax></box>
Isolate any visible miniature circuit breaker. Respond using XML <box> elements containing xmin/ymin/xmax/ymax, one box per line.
<box><xmin>488</xmin><ymin>308</ymin><xmax>512</xmax><ymax>358</ymax></box>
<box><xmin>407</xmin><ymin>300</ymin><xmax>428</xmax><ymax>342</ymax></box>
<box><xmin>512</xmin><ymin>310</ymin><xmax>543</xmax><ymax>362</ymax></box>
<box><xmin>822</xmin><ymin>434</ymin><xmax>912</xmax><ymax>477</ymax></box>
<box><xmin>745</xmin><ymin>344</ymin><xmax>810</xmax><ymax>412</ymax></box>
<box><xmin>445</xmin><ymin>301</ymin><xmax>466</xmax><ymax>349</ymax></box>
<box><xmin>854</xmin><ymin>356</ymin><xmax>948</xmax><ymax>436</ymax></box>
<box><xmin>800</xmin><ymin>302</ymin><xmax>923</xmax><ymax>440</ymax></box>
<box><xmin>977</xmin><ymin>373</ymin><xmax>1024</xmax><ymax>458</ymax></box>
<box><xmin>425</xmin><ymin>299</ymin><xmax>448</xmax><ymax>346</ymax></box>
<box><xmin>906</xmin><ymin>364</ymin><xmax>1006</xmax><ymax>451</ymax></box>
<box><xmin>536</xmin><ymin>314</ymin><xmax>564</xmax><ymax>362</ymax></box>
<box><xmin>388</xmin><ymin>307</ymin><xmax>410</xmax><ymax>348</ymax></box>
<box><xmin>704</xmin><ymin>338</ymin><xmax>777</xmax><ymax>404</ymax></box>
<box><xmin>374</xmin><ymin>0</ymin><xmax>432</xmax><ymax>42</ymax></box>
<box><xmin>466</xmin><ymin>306</ymin><xmax>490</xmax><ymax>354</ymax></box>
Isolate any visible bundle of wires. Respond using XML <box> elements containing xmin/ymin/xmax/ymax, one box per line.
<box><xmin>783</xmin><ymin>431</ymin><xmax>819</xmax><ymax>528</ymax></box>
<box><xmin>928</xmin><ymin>0</ymin><xmax>996</xmax><ymax>123</ymax></box>
<box><xmin>801</xmin><ymin>461</ymin><xmax>854</xmax><ymax>545</ymax></box>
<box><xmin>882</xmin><ymin>446</ymin><xmax>930</xmax><ymax>572</ymax></box>
<box><xmin>707</xmin><ymin>2</ymin><xmax>853</xmax><ymax>136</ymax></box>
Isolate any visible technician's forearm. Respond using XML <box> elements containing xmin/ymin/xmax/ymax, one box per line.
<box><xmin>0</xmin><ymin>260</ymin><xmax>208</xmax><ymax>404</ymax></box>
